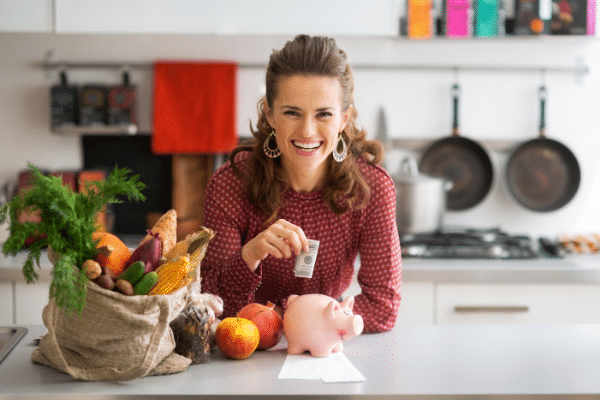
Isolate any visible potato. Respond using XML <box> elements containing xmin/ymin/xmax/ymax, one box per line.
<box><xmin>93</xmin><ymin>273</ymin><xmax>115</xmax><ymax>291</ymax></box>
<box><xmin>115</xmin><ymin>279</ymin><xmax>134</xmax><ymax>296</ymax></box>
<box><xmin>82</xmin><ymin>259</ymin><xmax>102</xmax><ymax>280</ymax></box>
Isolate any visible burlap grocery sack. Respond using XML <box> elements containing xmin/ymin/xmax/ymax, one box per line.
<box><xmin>31</xmin><ymin>280</ymin><xmax>191</xmax><ymax>381</ymax></box>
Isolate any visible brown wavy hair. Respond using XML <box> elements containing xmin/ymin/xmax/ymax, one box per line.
<box><xmin>230</xmin><ymin>34</ymin><xmax>384</xmax><ymax>222</ymax></box>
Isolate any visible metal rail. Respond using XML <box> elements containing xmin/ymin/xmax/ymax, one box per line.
<box><xmin>38</xmin><ymin>52</ymin><xmax>589</xmax><ymax>80</ymax></box>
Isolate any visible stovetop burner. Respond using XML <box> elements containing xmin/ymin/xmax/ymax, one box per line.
<box><xmin>400</xmin><ymin>227</ymin><xmax>539</xmax><ymax>259</ymax></box>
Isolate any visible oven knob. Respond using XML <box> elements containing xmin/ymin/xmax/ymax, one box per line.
<box><xmin>488</xmin><ymin>244</ymin><xmax>506</xmax><ymax>258</ymax></box>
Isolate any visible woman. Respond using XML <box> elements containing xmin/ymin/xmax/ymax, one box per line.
<box><xmin>201</xmin><ymin>34</ymin><xmax>401</xmax><ymax>333</ymax></box>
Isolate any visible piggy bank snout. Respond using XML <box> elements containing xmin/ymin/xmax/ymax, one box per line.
<box><xmin>352</xmin><ymin>315</ymin><xmax>364</xmax><ymax>336</ymax></box>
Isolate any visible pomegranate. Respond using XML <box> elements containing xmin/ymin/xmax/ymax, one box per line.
<box><xmin>237</xmin><ymin>301</ymin><xmax>283</xmax><ymax>350</ymax></box>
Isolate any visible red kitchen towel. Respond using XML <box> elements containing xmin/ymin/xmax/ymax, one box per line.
<box><xmin>152</xmin><ymin>61</ymin><xmax>238</xmax><ymax>154</ymax></box>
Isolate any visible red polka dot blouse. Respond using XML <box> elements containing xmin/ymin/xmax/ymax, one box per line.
<box><xmin>200</xmin><ymin>152</ymin><xmax>402</xmax><ymax>333</ymax></box>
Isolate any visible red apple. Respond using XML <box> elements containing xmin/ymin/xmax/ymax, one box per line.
<box><xmin>215</xmin><ymin>317</ymin><xmax>260</xmax><ymax>360</ymax></box>
<box><xmin>237</xmin><ymin>301</ymin><xmax>283</xmax><ymax>350</ymax></box>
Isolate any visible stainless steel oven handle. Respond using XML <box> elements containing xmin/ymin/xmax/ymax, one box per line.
<box><xmin>454</xmin><ymin>306</ymin><xmax>529</xmax><ymax>313</ymax></box>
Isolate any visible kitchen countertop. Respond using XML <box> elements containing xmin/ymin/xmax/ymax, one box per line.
<box><xmin>2</xmin><ymin>245</ymin><xmax>600</xmax><ymax>284</ymax></box>
<box><xmin>401</xmin><ymin>255</ymin><xmax>600</xmax><ymax>284</ymax></box>
<box><xmin>1</xmin><ymin>324</ymin><xmax>600</xmax><ymax>399</ymax></box>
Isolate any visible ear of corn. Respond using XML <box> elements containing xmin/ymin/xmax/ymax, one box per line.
<box><xmin>164</xmin><ymin>239</ymin><xmax>190</xmax><ymax>263</ymax></box>
<box><xmin>148</xmin><ymin>254</ymin><xmax>190</xmax><ymax>295</ymax></box>
<box><xmin>187</xmin><ymin>228</ymin><xmax>215</xmax><ymax>278</ymax></box>
<box><xmin>165</xmin><ymin>227</ymin><xmax>215</xmax><ymax>263</ymax></box>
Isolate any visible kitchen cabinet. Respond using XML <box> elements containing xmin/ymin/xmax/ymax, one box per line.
<box><xmin>0</xmin><ymin>283</ymin><xmax>13</xmax><ymax>325</ymax></box>
<box><xmin>436</xmin><ymin>282</ymin><xmax>600</xmax><ymax>325</ymax></box>
<box><xmin>0</xmin><ymin>0</ymin><xmax>52</xmax><ymax>32</ymax></box>
<box><xmin>54</xmin><ymin>0</ymin><xmax>399</xmax><ymax>36</ymax></box>
<box><xmin>397</xmin><ymin>281</ymin><xmax>435</xmax><ymax>324</ymax></box>
<box><xmin>336</xmin><ymin>275</ymin><xmax>436</xmax><ymax>324</ymax></box>
<box><xmin>14</xmin><ymin>282</ymin><xmax>49</xmax><ymax>325</ymax></box>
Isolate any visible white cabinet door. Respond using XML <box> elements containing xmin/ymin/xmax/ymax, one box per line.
<box><xmin>397</xmin><ymin>281</ymin><xmax>435</xmax><ymax>324</ymax></box>
<box><xmin>342</xmin><ymin>272</ymin><xmax>434</xmax><ymax>324</ymax></box>
<box><xmin>0</xmin><ymin>283</ymin><xmax>13</xmax><ymax>325</ymax></box>
<box><xmin>436</xmin><ymin>283</ymin><xmax>600</xmax><ymax>325</ymax></box>
<box><xmin>14</xmin><ymin>282</ymin><xmax>50</xmax><ymax>325</ymax></box>
<box><xmin>55</xmin><ymin>0</ymin><xmax>399</xmax><ymax>36</ymax></box>
<box><xmin>0</xmin><ymin>0</ymin><xmax>52</xmax><ymax>32</ymax></box>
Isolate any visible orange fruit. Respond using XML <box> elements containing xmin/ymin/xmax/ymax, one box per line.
<box><xmin>215</xmin><ymin>317</ymin><xmax>260</xmax><ymax>360</ymax></box>
<box><xmin>530</xmin><ymin>18</ymin><xmax>544</xmax><ymax>34</ymax></box>
<box><xmin>92</xmin><ymin>231</ymin><xmax>131</xmax><ymax>277</ymax></box>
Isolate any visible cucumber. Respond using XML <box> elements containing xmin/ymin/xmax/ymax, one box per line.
<box><xmin>117</xmin><ymin>261</ymin><xmax>145</xmax><ymax>285</ymax></box>
<box><xmin>134</xmin><ymin>271</ymin><xmax>159</xmax><ymax>295</ymax></box>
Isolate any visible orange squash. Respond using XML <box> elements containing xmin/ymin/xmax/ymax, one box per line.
<box><xmin>92</xmin><ymin>231</ymin><xmax>131</xmax><ymax>277</ymax></box>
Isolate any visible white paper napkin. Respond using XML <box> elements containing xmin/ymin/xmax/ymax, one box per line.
<box><xmin>278</xmin><ymin>352</ymin><xmax>367</xmax><ymax>383</ymax></box>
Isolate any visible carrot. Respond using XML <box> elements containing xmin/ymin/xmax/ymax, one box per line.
<box><xmin>139</xmin><ymin>209</ymin><xmax>177</xmax><ymax>257</ymax></box>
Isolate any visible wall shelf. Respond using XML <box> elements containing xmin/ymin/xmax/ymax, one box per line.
<box><xmin>51</xmin><ymin>124</ymin><xmax>138</xmax><ymax>136</ymax></box>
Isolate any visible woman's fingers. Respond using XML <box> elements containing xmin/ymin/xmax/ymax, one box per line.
<box><xmin>270</xmin><ymin>219</ymin><xmax>309</xmax><ymax>254</ymax></box>
<box><xmin>257</xmin><ymin>232</ymin><xmax>288</xmax><ymax>258</ymax></box>
<box><xmin>242</xmin><ymin>219</ymin><xmax>309</xmax><ymax>271</ymax></box>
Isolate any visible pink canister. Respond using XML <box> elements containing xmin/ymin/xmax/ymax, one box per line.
<box><xmin>446</xmin><ymin>0</ymin><xmax>473</xmax><ymax>37</ymax></box>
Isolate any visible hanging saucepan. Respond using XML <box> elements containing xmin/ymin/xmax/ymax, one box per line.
<box><xmin>419</xmin><ymin>84</ymin><xmax>494</xmax><ymax>211</ymax></box>
<box><xmin>505</xmin><ymin>86</ymin><xmax>580</xmax><ymax>212</ymax></box>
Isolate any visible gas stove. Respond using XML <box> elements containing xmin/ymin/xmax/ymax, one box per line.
<box><xmin>400</xmin><ymin>227</ymin><xmax>547</xmax><ymax>259</ymax></box>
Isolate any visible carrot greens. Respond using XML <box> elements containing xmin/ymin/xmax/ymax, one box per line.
<box><xmin>0</xmin><ymin>164</ymin><xmax>146</xmax><ymax>316</ymax></box>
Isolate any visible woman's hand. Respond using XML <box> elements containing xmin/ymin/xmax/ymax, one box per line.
<box><xmin>241</xmin><ymin>219</ymin><xmax>309</xmax><ymax>272</ymax></box>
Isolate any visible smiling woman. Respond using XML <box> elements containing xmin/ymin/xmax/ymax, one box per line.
<box><xmin>200</xmin><ymin>34</ymin><xmax>402</xmax><ymax>334</ymax></box>
<box><xmin>264</xmin><ymin>74</ymin><xmax>349</xmax><ymax>193</ymax></box>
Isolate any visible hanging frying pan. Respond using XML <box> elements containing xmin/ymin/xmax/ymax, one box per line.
<box><xmin>505</xmin><ymin>86</ymin><xmax>580</xmax><ymax>212</ymax></box>
<box><xmin>419</xmin><ymin>84</ymin><xmax>494</xmax><ymax>211</ymax></box>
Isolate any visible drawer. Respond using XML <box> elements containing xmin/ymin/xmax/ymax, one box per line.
<box><xmin>15</xmin><ymin>282</ymin><xmax>49</xmax><ymax>325</ymax></box>
<box><xmin>436</xmin><ymin>283</ymin><xmax>600</xmax><ymax>325</ymax></box>
<box><xmin>397</xmin><ymin>281</ymin><xmax>435</xmax><ymax>324</ymax></box>
<box><xmin>0</xmin><ymin>283</ymin><xmax>13</xmax><ymax>325</ymax></box>
<box><xmin>342</xmin><ymin>275</ymin><xmax>434</xmax><ymax>325</ymax></box>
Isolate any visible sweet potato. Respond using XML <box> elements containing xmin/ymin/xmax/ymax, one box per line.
<box><xmin>139</xmin><ymin>209</ymin><xmax>177</xmax><ymax>257</ymax></box>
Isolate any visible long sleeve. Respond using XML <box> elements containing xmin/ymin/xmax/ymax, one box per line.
<box><xmin>200</xmin><ymin>164</ymin><xmax>262</xmax><ymax>318</ymax></box>
<box><xmin>352</xmin><ymin>165</ymin><xmax>402</xmax><ymax>333</ymax></box>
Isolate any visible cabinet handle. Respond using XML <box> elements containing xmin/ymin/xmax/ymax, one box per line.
<box><xmin>454</xmin><ymin>306</ymin><xmax>529</xmax><ymax>313</ymax></box>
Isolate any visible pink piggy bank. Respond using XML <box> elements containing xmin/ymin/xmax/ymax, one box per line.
<box><xmin>283</xmin><ymin>294</ymin><xmax>364</xmax><ymax>358</ymax></box>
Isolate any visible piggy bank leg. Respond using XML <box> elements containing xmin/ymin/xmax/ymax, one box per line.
<box><xmin>332</xmin><ymin>342</ymin><xmax>343</xmax><ymax>353</ymax></box>
<box><xmin>310</xmin><ymin>348</ymin><xmax>333</xmax><ymax>358</ymax></box>
<box><xmin>287</xmin><ymin>344</ymin><xmax>307</xmax><ymax>355</ymax></box>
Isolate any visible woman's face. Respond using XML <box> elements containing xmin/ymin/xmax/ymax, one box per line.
<box><xmin>265</xmin><ymin>74</ymin><xmax>350</xmax><ymax>188</ymax></box>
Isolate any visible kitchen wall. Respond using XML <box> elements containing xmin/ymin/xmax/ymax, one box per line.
<box><xmin>0</xmin><ymin>32</ymin><xmax>599</xmax><ymax>237</ymax></box>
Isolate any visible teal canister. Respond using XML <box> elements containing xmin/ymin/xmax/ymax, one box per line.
<box><xmin>474</xmin><ymin>0</ymin><xmax>505</xmax><ymax>37</ymax></box>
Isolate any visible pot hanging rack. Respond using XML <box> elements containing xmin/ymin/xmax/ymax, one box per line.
<box><xmin>39</xmin><ymin>51</ymin><xmax>588</xmax><ymax>83</ymax></box>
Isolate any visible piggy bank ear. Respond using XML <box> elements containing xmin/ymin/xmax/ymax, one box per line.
<box><xmin>340</xmin><ymin>296</ymin><xmax>355</xmax><ymax>311</ymax></box>
<box><xmin>325</xmin><ymin>300</ymin><xmax>340</xmax><ymax>319</ymax></box>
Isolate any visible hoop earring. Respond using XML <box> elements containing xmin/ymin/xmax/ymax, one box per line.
<box><xmin>332</xmin><ymin>133</ymin><xmax>347</xmax><ymax>162</ymax></box>
<box><xmin>263</xmin><ymin>130</ymin><xmax>281</xmax><ymax>158</ymax></box>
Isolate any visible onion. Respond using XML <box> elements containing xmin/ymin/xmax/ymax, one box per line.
<box><xmin>127</xmin><ymin>230</ymin><xmax>163</xmax><ymax>273</ymax></box>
